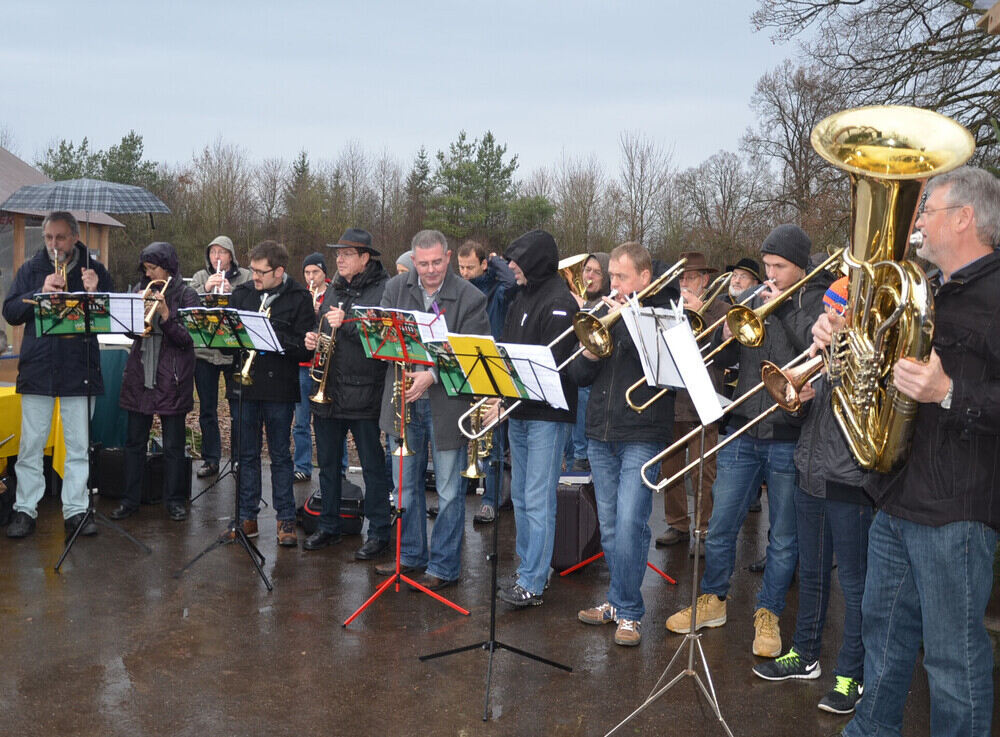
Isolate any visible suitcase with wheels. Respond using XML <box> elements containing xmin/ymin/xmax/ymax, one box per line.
<box><xmin>551</xmin><ymin>476</ymin><xmax>601</xmax><ymax>571</ymax></box>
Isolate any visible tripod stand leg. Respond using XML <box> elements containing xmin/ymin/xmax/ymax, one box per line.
<box><xmin>233</xmin><ymin>528</ymin><xmax>272</xmax><ymax>591</ymax></box>
<box><xmin>174</xmin><ymin>532</ymin><xmax>231</xmax><ymax>577</ymax></box>
<box><xmin>92</xmin><ymin>511</ymin><xmax>152</xmax><ymax>553</ymax></box>
<box><xmin>54</xmin><ymin>506</ymin><xmax>92</xmax><ymax>571</ymax></box>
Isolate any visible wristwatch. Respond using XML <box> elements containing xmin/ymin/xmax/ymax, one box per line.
<box><xmin>940</xmin><ymin>379</ymin><xmax>954</xmax><ymax>409</ymax></box>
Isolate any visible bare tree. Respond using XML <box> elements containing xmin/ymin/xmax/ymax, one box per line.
<box><xmin>552</xmin><ymin>154</ymin><xmax>609</xmax><ymax>253</ymax></box>
<box><xmin>254</xmin><ymin>157</ymin><xmax>287</xmax><ymax>233</ymax></box>
<box><xmin>617</xmin><ymin>131</ymin><xmax>673</xmax><ymax>245</ymax></box>
<box><xmin>753</xmin><ymin>0</ymin><xmax>1000</xmax><ymax>160</ymax></box>
<box><xmin>337</xmin><ymin>139</ymin><xmax>371</xmax><ymax>224</ymax></box>
<box><xmin>0</xmin><ymin>123</ymin><xmax>17</xmax><ymax>155</ymax></box>
<box><xmin>522</xmin><ymin>166</ymin><xmax>554</xmax><ymax>200</ymax></box>
<box><xmin>189</xmin><ymin>137</ymin><xmax>256</xmax><ymax>254</ymax></box>
<box><xmin>370</xmin><ymin>149</ymin><xmax>405</xmax><ymax>250</ymax></box>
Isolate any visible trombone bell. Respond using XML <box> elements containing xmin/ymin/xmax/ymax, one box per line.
<box><xmin>761</xmin><ymin>354</ymin><xmax>825</xmax><ymax>412</ymax></box>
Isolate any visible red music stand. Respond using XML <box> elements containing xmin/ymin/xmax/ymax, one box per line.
<box><xmin>343</xmin><ymin>308</ymin><xmax>468</xmax><ymax>626</ymax></box>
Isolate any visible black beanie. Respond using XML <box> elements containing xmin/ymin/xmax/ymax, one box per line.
<box><xmin>760</xmin><ymin>224</ymin><xmax>811</xmax><ymax>270</ymax></box>
<box><xmin>303</xmin><ymin>252</ymin><xmax>328</xmax><ymax>275</ymax></box>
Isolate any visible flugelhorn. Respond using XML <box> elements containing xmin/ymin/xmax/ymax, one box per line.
<box><xmin>461</xmin><ymin>403</ymin><xmax>494</xmax><ymax>479</ymax></box>
<box><xmin>309</xmin><ymin>301</ymin><xmax>343</xmax><ymax>405</ymax></box>
<box><xmin>234</xmin><ymin>295</ymin><xmax>270</xmax><ymax>386</ymax></box>
<box><xmin>141</xmin><ymin>277</ymin><xmax>172</xmax><ymax>336</ymax></box>
<box><xmin>573</xmin><ymin>258</ymin><xmax>688</xmax><ymax>359</ymax></box>
<box><xmin>558</xmin><ymin>254</ymin><xmax>591</xmax><ymax>299</ymax></box>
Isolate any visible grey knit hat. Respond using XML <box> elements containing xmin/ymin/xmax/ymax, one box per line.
<box><xmin>760</xmin><ymin>224</ymin><xmax>811</xmax><ymax>270</ymax></box>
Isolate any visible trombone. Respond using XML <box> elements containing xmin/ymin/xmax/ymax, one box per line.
<box><xmin>640</xmin><ymin>349</ymin><xmax>822</xmax><ymax>493</ymax></box>
<box><xmin>686</xmin><ymin>271</ymin><xmax>731</xmax><ymax>334</ymax></box>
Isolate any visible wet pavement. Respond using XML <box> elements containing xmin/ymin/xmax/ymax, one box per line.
<box><xmin>1</xmin><ymin>468</ymin><xmax>996</xmax><ymax>737</ymax></box>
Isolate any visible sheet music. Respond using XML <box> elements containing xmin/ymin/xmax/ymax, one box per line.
<box><xmin>108</xmin><ymin>294</ymin><xmax>146</xmax><ymax>333</ymax></box>
<box><xmin>495</xmin><ymin>341</ymin><xmax>568</xmax><ymax>410</ymax></box>
<box><xmin>661</xmin><ymin>320</ymin><xmax>726</xmax><ymax>425</ymax></box>
<box><xmin>622</xmin><ymin>305</ymin><xmax>685</xmax><ymax>389</ymax></box>
<box><xmin>240</xmin><ymin>310</ymin><xmax>283</xmax><ymax>352</ymax></box>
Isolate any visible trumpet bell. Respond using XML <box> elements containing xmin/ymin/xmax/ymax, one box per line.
<box><xmin>761</xmin><ymin>354</ymin><xmax>825</xmax><ymax>412</ymax></box>
<box><xmin>461</xmin><ymin>458</ymin><xmax>485</xmax><ymax>479</ymax></box>
<box><xmin>392</xmin><ymin>437</ymin><xmax>414</xmax><ymax>457</ymax></box>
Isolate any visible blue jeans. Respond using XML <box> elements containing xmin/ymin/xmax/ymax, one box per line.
<box><xmin>481</xmin><ymin>422</ymin><xmax>507</xmax><ymax>510</ymax></box>
<box><xmin>314</xmin><ymin>415</ymin><xmax>391</xmax><ymax>542</ymax></box>
<box><xmin>844</xmin><ymin>512</ymin><xmax>997</xmax><ymax>737</ymax></box>
<box><xmin>588</xmin><ymin>438</ymin><xmax>661</xmax><ymax>622</ymax></box>
<box><xmin>390</xmin><ymin>398</ymin><xmax>465</xmax><ymax>581</ymax></box>
<box><xmin>701</xmin><ymin>434</ymin><xmax>799</xmax><ymax>616</ymax></box>
<box><xmin>293</xmin><ymin>366</ymin><xmax>314</xmax><ymax>475</ymax></box>
<box><xmin>508</xmin><ymin>418</ymin><xmax>571</xmax><ymax>595</ymax></box>
<box><xmin>234</xmin><ymin>399</ymin><xmax>295</xmax><ymax>522</ymax></box>
<box><xmin>572</xmin><ymin>386</ymin><xmax>590</xmax><ymax>459</ymax></box>
<box><xmin>792</xmin><ymin>490</ymin><xmax>873</xmax><ymax>678</ymax></box>
<box><xmin>194</xmin><ymin>359</ymin><xmax>234</xmax><ymax>466</ymax></box>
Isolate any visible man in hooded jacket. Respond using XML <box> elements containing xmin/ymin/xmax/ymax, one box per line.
<box><xmin>189</xmin><ymin>235</ymin><xmax>252</xmax><ymax>478</ymax></box>
<box><xmin>494</xmin><ymin>229</ymin><xmax>579</xmax><ymax>608</ymax></box>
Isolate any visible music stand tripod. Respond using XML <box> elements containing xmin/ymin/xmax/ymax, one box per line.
<box><xmin>174</xmin><ymin>310</ymin><xmax>272</xmax><ymax>590</ymax></box>
<box><xmin>343</xmin><ymin>309</ymin><xmax>469</xmax><ymax>625</ymax></box>
<box><xmin>54</xmin><ymin>291</ymin><xmax>151</xmax><ymax>571</ymax></box>
<box><xmin>605</xmin><ymin>426</ymin><xmax>733</xmax><ymax>737</ymax></box>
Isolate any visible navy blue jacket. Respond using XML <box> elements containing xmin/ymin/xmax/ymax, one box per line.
<box><xmin>2</xmin><ymin>242</ymin><xmax>114</xmax><ymax>396</ymax></box>
<box><xmin>468</xmin><ymin>255</ymin><xmax>516</xmax><ymax>340</ymax></box>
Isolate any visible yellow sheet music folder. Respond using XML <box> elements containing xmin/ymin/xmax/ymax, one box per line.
<box><xmin>446</xmin><ymin>333</ymin><xmax>526</xmax><ymax>399</ymax></box>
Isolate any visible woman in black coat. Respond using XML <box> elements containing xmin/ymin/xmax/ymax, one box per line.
<box><xmin>113</xmin><ymin>241</ymin><xmax>200</xmax><ymax>521</ymax></box>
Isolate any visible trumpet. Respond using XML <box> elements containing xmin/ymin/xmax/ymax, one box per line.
<box><xmin>213</xmin><ymin>258</ymin><xmax>224</xmax><ymax>294</ymax></box>
<box><xmin>141</xmin><ymin>277</ymin><xmax>172</xmax><ymax>336</ymax></box>
<box><xmin>640</xmin><ymin>349</ymin><xmax>821</xmax><ymax>493</ymax></box>
<box><xmin>392</xmin><ymin>363</ymin><xmax>415</xmax><ymax>457</ymax></box>
<box><xmin>461</xmin><ymin>403</ymin><xmax>494</xmax><ymax>479</ymax></box>
<box><xmin>234</xmin><ymin>295</ymin><xmax>270</xmax><ymax>386</ymax></box>
<box><xmin>308</xmin><ymin>301</ymin><xmax>343</xmax><ymax>405</ymax></box>
<box><xmin>309</xmin><ymin>279</ymin><xmax>323</xmax><ymax>311</ymax></box>
<box><xmin>54</xmin><ymin>251</ymin><xmax>67</xmax><ymax>283</ymax></box>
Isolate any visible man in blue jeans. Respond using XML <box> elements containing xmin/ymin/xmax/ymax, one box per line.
<box><xmin>569</xmin><ymin>242</ymin><xmax>677</xmax><ymax>646</ymax></box>
<box><xmin>227</xmin><ymin>241</ymin><xmax>314</xmax><ymax>547</ymax></box>
<box><xmin>825</xmin><ymin>167</ymin><xmax>1000</xmax><ymax>737</ymax></box>
<box><xmin>373</xmin><ymin>230</ymin><xmax>490</xmax><ymax>590</ymax></box>
<box><xmin>493</xmin><ymin>229</ymin><xmax>578</xmax><ymax>608</ymax></box>
<box><xmin>666</xmin><ymin>224</ymin><xmax>830</xmax><ymax>657</ymax></box>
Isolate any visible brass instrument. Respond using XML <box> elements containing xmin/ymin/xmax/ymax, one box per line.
<box><xmin>308</xmin><ymin>301</ymin><xmax>343</xmax><ymax>405</ymax></box>
<box><xmin>141</xmin><ymin>277</ymin><xmax>172</xmax><ymax>337</ymax></box>
<box><xmin>309</xmin><ymin>279</ymin><xmax>324</xmax><ymax>311</ymax></box>
<box><xmin>461</xmin><ymin>403</ymin><xmax>494</xmax><ymax>479</ymax></box>
<box><xmin>810</xmin><ymin>105</ymin><xmax>974</xmax><ymax>472</ymax></box>
<box><xmin>640</xmin><ymin>349</ymin><xmax>819</xmax><ymax>492</ymax></box>
<box><xmin>686</xmin><ymin>271</ymin><xmax>732</xmax><ymax>334</ymax></box>
<box><xmin>213</xmin><ymin>258</ymin><xmax>224</xmax><ymax>294</ymax></box>
<box><xmin>54</xmin><ymin>251</ymin><xmax>67</xmax><ymax>282</ymax></box>
<box><xmin>761</xmin><ymin>353</ymin><xmax>826</xmax><ymax>413</ymax></box>
<box><xmin>573</xmin><ymin>258</ymin><xmax>688</xmax><ymax>359</ymax></box>
<box><xmin>392</xmin><ymin>363</ymin><xmax>415</xmax><ymax>457</ymax></box>
<box><xmin>234</xmin><ymin>295</ymin><xmax>270</xmax><ymax>386</ymax></box>
<box><xmin>558</xmin><ymin>254</ymin><xmax>591</xmax><ymax>299</ymax></box>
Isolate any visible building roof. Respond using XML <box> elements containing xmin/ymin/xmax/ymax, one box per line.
<box><xmin>0</xmin><ymin>146</ymin><xmax>124</xmax><ymax>228</ymax></box>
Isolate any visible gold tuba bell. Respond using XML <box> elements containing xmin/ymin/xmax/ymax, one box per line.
<box><xmin>811</xmin><ymin>105</ymin><xmax>974</xmax><ymax>472</ymax></box>
<box><xmin>558</xmin><ymin>254</ymin><xmax>591</xmax><ymax>299</ymax></box>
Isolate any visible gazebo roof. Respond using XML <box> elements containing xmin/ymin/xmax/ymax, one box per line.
<box><xmin>0</xmin><ymin>146</ymin><xmax>124</xmax><ymax>228</ymax></box>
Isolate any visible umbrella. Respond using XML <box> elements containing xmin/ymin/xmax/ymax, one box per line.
<box><xmin>0</xmin><ymin>177</ymin><xmax>171</xmax><ymax>270</ymax></box>
<box><xmin>0</xmin><ymin>177</ymin><xmax>170</xmax><ymax>215</ymax></box>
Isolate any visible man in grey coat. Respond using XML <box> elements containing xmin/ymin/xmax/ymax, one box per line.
<box><xmin>374</xmin><ymin>230</ymin><xmax>490</xmax><ymax>590</ymax></box>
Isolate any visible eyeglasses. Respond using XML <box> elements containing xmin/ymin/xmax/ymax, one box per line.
<box><xmin>335</xmin><ymin>249</ymin><xmax>359</xmax><ymax>259</ymax></box>
<box><xmin>917</xmin><ymin>204</ymin><xmax>964</xmax><ymax>217</ymax></box>
<box><xmin>251</xmin><ymin>266</ymin><xmax>275</xmax><ymax>277</ymax></box>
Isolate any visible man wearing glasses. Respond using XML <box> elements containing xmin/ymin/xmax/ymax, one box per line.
<box><xmin>226</xmin><ymin>241</ymin><xmax>314</xmax><ymax>547</ymax></box>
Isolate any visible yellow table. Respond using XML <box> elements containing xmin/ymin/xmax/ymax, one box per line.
<box><xmin>0</xmin><ymin>387</ymin><xmax>67</xmax><ymax>477</ymax></box>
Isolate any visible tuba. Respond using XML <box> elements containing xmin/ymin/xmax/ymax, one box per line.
<box><xmin>811</xmin><ymin>105</ymin><xmax>974</xmax><ymax>472</ymax></box>
<box><xmin>558</xmin><ymin>254</ymin><xmax>591</xmax><ymax>299</ymax></box>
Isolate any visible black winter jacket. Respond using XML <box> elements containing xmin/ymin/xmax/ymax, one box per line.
<box><xmin>501</xmin><ymin>239</ymin><xmax>578</xmax><ymax>424</ymax></box>
<box><xmin>878</xmin><ymin>250</ymin><xmax>1000</xmax><ymax>530</ymax></box>
<box><xmin>712</xmin><ymin>271</ymin><xmax>833</xmax><ymax>441</ymax></box>
<box><xmin>2</xmin><ymin>242</ymin><xmax>114</xmax><ymax>396</ymax></box>
<box><xmin>119</xmin><ymin>242</ymin><xmax>201</xmax><ymax>416</ymax></box>
<box><xmin>309</xmin><ymin>259</ymin><xmax>389</xmax><ymax>420</ymax></box>
<box><xmin>568</xmin><ymin>262</ymin><xmax>679</xmax><ymax>445</ymax></box>
<box><xmin>226</xmin><ymin>276</ymin><xmax>314</xmax><ymax>403</ymax></box>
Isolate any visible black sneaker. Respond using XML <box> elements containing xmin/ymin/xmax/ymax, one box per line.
<box><xmin>6</xmin><ymin>511</ymin><xmax>36</xmax><ymax>538</ymax></box>
<box><xmin>497</xmin><ymin>582</ymin><xmax>543</xmax><ymax>608</ymax></box>
<box><xmin>64</xmin><ymin>512</ymin><xmax>98</xmax><ymax>539</ymax></box>
<box><xmin>752</xmin><ymin>648</ymin><xmax>821</xmax><ymax>681</ymax></box>
<box><xmin>818</xmin><ymin>676</ymin><xmax>863</xmax><ymax>714</ymax></box>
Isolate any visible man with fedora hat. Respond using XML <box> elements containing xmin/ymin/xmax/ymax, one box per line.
<box><xmin>303</xmin><ymin>228</ymin><xmax>394</xmax><ymax>560</ymax></box>
<box><xmin>656</xmin><ymin>251</ymin><xmax>728</xmax><ymax>555</ymax></box>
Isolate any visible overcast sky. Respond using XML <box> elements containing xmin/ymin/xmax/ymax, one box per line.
<box><xmin>1</xmin><ymin>1</ymin><xmax>801</xmax><ymax>178</ymax></box>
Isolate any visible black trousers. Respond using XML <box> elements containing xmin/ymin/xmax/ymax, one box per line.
<box><xmin>123</xmin><ymin>411</ymin><xmax>187</xmax><ymax>509</ymax></box>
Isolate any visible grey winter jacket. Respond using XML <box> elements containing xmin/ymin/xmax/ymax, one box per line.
<box><xmin>190</xmin><ymin>240</ymin><xmax>252</xmax><ymax>366</ymax></box>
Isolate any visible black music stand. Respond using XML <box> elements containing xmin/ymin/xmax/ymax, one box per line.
<box><xmin>342</xmin><ymin>308</ymin><xmax>469</xmax><ymax>626</ymax></box>
<box><xmin>174</xmin><ymin>306</ymin><xmax>280</xmax><ymax>590</ymax></box>
<box><xmin>43</xmin><ymin>291</ymin><xmax>152</xmax><ymax>570</ymax></box>
<box><xmin>418</xmin><ymin>342</ymin><xmax>571</xmax><ymax>721</ymax></box>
